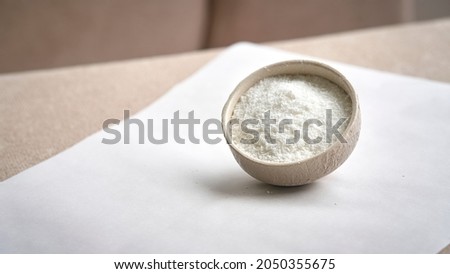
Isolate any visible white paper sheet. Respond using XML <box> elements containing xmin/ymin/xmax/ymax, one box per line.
<box><xmin>1</xmin><ymin>43</ymin><xmax>449</xmax><ymax>253</ymax></box>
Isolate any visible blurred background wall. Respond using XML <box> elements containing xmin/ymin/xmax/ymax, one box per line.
<box><xmin>1</xmin><ymin>0</ymin><xmax>449</xmax><ymax>73</ymax></box>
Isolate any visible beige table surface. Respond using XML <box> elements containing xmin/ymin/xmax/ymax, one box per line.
<box><xmin>1</xmin><ymin>18</ymin><xmax>449</xmax><ymax>253</ymax></box>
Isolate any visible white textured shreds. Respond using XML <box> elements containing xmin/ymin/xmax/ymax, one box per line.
<box><xmin>231</xmin><ymin>75</ymin><xmax>352</xmax><ymax>163</ymax></box>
